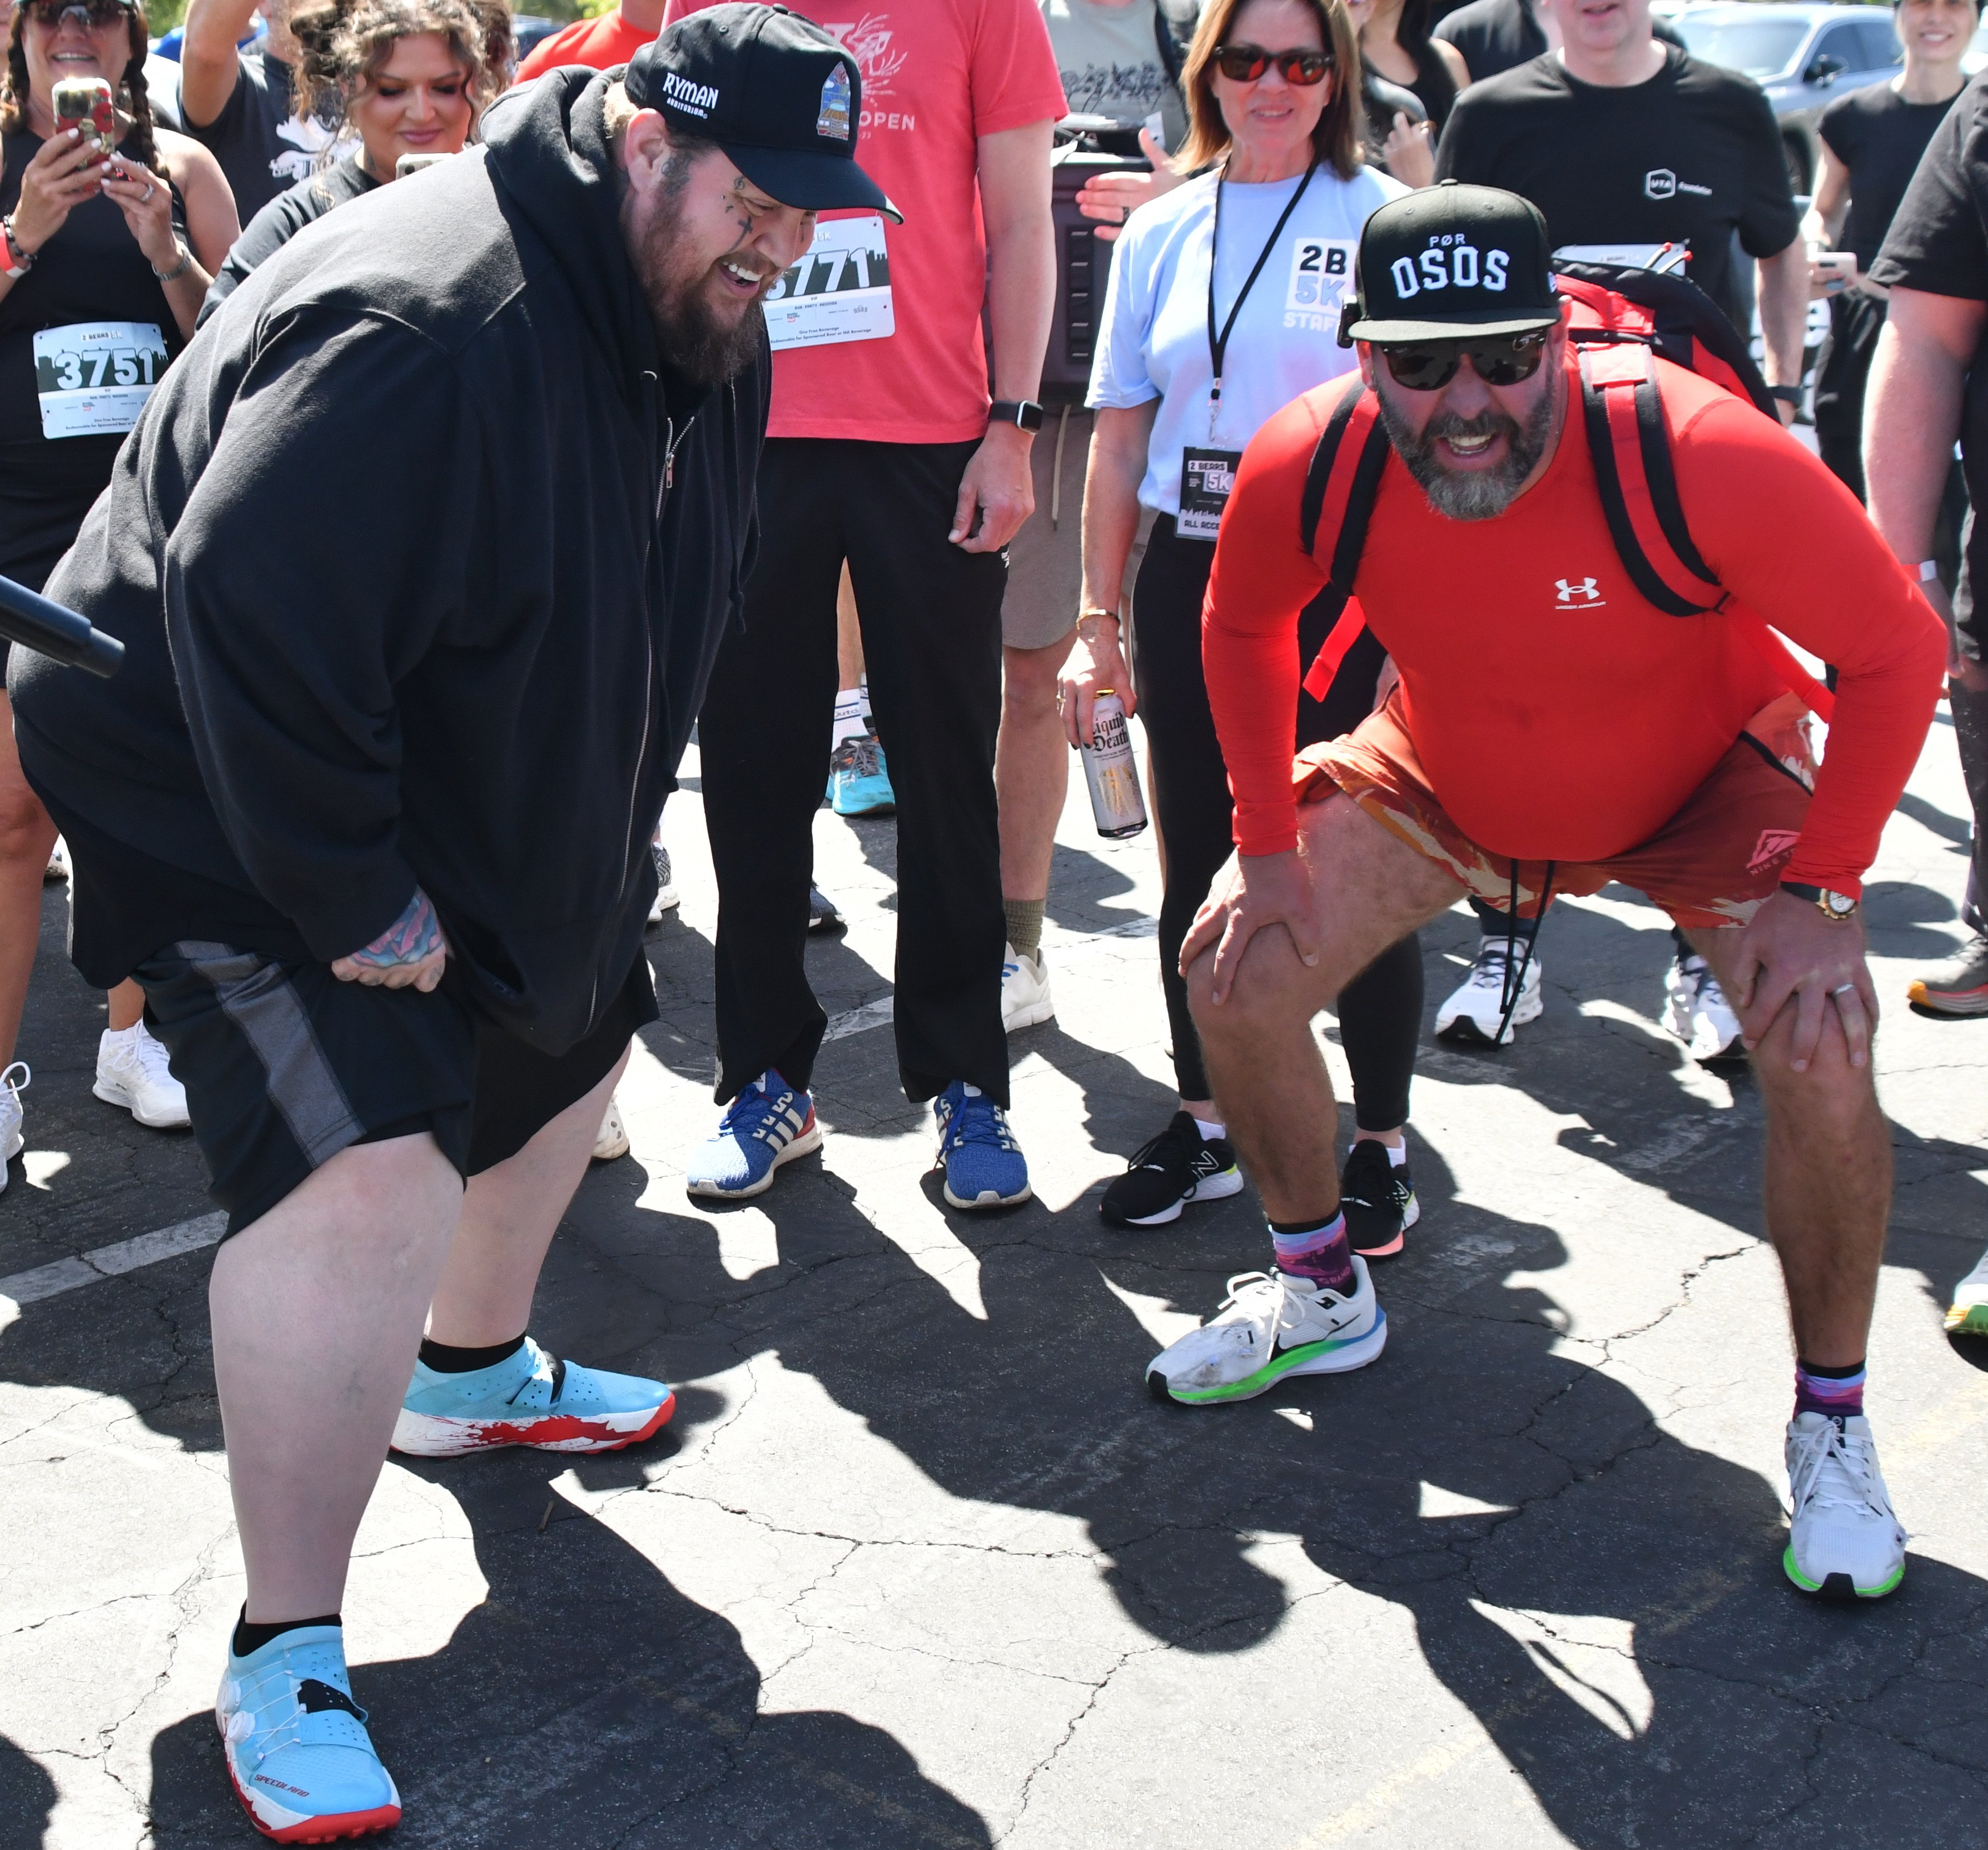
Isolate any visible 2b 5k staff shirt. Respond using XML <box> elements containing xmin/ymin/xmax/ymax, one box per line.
<box><xmin>1434</xmin><ymin>46</ymin><xmax>1799</xmax><ymax>332</ymax></box>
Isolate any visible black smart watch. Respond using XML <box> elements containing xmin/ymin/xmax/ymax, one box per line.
<box><xmin>988</xmin><ymin>399</ymin><xmax>1045</xmax><ymax>432</ymax></box>
<box><xmin>1768</xmin><ymin>385</ymin><xmax>1802</xmax><ymax>408</ymax></box>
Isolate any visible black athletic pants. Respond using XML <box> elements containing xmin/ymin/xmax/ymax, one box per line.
<box><xmin>1132</xmin><ymin>516</ymin><xmax>1421</xmax><ymax>1127</ymax></box>
<box><xmin>1815</xmin><ymin>287</ymin><xmax>1984</xmax><ymax>923</ymax></box>
<box><xmin>699</xmin><ymin>437</ymin><xmax>1010</xmax><ymax>1107</ymax></box>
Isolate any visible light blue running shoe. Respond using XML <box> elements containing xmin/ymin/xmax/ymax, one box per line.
<box><xmin>685</xmin><ymin>1068</ymin><xmax>822</xmax><ymax>1200</ymax></box>
<box><xmin>828</xmin><ymin>734</ymin><xmax>896</xmax><ymax>816</ymax></box>
<box><xmin>216</xmin><ymin>1624</ymin><xmax>401</xmax><ymax>1842</ymax></box>
<box><xmin>933</xmin><ymin>1081</ymin><xmax>1032</xmax><ymax>1210</ymax></box>
<box><xmin>391</xmin><ymin>1336</ymin><xmax>674</xmax><ymax>1458</ymax></box>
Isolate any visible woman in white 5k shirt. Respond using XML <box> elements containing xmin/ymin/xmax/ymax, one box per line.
<box><xmin>1063</xmin><ymin>0</ymin><xmax>1425</xmax><ymax>1246</ymax></box>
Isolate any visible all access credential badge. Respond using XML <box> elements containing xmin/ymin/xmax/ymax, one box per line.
<box><xmin>817</xmin><ymin>64</ymin><xmax>852</xmax><ymax>141</ymax></box>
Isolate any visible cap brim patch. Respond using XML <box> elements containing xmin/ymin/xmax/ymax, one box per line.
<box><xmin>723</xmin><ymin>143</ymin><xmax>903</xmax><ymax>223</ymax></box>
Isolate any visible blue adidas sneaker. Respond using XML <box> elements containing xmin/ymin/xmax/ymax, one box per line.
<box><xmin>933</xmin><ymin>1081</ymin><xmax>1032</xmax><ymax>1210</ymax></box>
<box><xmin>685</xmin><ymin>1068</ymin><xmax>822</xmax><ymax>1200</ymax></box>
<box><xmin>216</xmin><ymin>1624</ymin><xmax>400</xmax><ymax>1842</ymax></box>
<box><xmin>391</xmin><ymin>1336</ymin><xmax>674</xmax><ymax>1458</ymax></box>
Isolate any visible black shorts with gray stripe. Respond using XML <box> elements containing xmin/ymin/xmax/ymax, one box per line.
<box><xmin>133</xmin><ymin>943</ymin><xmax>657</xmax><ymax>1235</ymax></box>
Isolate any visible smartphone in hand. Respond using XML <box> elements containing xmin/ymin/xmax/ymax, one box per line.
<box><xmin>51</xmin><ymin>76</ymin><xmax>114</xmax><ymax>151</ymax></box>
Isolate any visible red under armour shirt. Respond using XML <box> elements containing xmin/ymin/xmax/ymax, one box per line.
<box><xmin>1203</xmin><ymin>351</ymin><xmax>1946</xmax><ymax>895</ymax></box>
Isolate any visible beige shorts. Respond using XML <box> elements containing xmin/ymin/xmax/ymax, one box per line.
<box><xmin>1002</xmin><ymin>407</ymin><xmax>1149</xmax><ymax>652</ymax></box>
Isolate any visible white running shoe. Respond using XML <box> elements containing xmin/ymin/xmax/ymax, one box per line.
<box><xmin>1783</xmin><ymin>1411</ymin><xmax>1906</xmax><ymax>1599</ymax></box>
<box><xmin>646</xmin><ymin>841</ymin><xmax>679</xmax><ymax>926</ymax></box>
<box><xmin>44</xmin><ymin>837</ymin><xmax>68</xmax><ymax>883</ymax></box>
<box><xmin>1434</xmin><ymin>937</ymin><xmax>1543</xmax><ymax>1046</ymax></box>
<box><xmin>1947</xmin><ymin>1246</ymin><xmax>1988</xmax><ymax>1336</ymax></box>
<box><xmin>1664</xmin><ymin>952</ymin><xmax>1743</xmax><ymax>1061</ymax></box>
<box><xmin>592</xmin><ymin>1095</ymin><xmax>630</xmax><ymax>1162</ymax></box>
<box><xmin>1146</xmin><ymin>1257</ymin><xmax>1386</xmax><ymax>1405</ymax></box>
<box><xmin>0</xmin><ymin>1061</ymin><xmax>26</xmax><ymax>1191</ymax></box>
<box><xmin>1001</xmin><ymin>943</ymin><xmax>1053</xmax><ymax>1033</ymax></box>
<box><xmin>93</xmin><ymin>1025</ymin><xmax>189</xmax><ymax>1129</ymax></box>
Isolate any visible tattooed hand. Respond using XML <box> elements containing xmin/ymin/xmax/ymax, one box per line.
<box><xmin>330</xmin><ymin>888</ymin><xmax>450</xmax><ymax>993</ymax></box>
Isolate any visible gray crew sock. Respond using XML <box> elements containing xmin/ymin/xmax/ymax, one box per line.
<box><xmin>1003</xmin><ymin>897</ymin><xmax>1046</xmax><ymax>960</ymax></box>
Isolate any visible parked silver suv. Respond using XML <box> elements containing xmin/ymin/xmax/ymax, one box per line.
<box><xmin>1671</xmin><ymin>3</ymin><xmax>1902</xmax><ymax>191</ymax></box>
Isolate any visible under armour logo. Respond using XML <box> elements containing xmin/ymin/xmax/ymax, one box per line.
<box><xmin>1555</xmin><ymin>577</ymin><xmax>1604</xmax><ymax>606</ymax></box>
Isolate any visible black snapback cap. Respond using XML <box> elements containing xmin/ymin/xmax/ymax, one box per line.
<box><xmin>628</xmin><ymin>3</ymin><xmax>901</xmax><ymax>223</ymax></box>
<box><xmin>1343</xmin><ymin>180</ymin><xmax>1558</xmax><ymax>344</ymax></box>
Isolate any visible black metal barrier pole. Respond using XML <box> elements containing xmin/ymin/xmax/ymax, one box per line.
<box><xmin>0</xmin><ymin>574</ymin><xmax>122</xmax><ymax>677</ymax></box>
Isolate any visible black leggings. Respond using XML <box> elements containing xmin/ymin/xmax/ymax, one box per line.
<box><xmin>1131</xmin><ymin>516</ymin><xmax>1421</xmax><ymax>1128</ymax></box>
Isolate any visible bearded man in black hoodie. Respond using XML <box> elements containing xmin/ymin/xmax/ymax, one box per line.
<box><xmin>8</xmin><ymin>9</ymin><xmax>892</xmax><ymax>1839</ymax></box>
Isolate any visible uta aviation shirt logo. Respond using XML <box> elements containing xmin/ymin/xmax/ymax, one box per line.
<box><xmin>662</xmin><ymin>71</ymin><xmax>720</xmax><ymax>118</ymax></box>
<box><xmin>1644</xmin><ymin>168</ymin><xmax>1712</xmax><ymax>201</ymax></box>
<box><xmin>1555</xmin><ymin>576</ymin><xmax>1606</xmax><ymax>608</ymax></box>
<box><xmin>1388</xmin><ymin>235</ymin><xmax>1510</xmax><ymax>300</ymax></box>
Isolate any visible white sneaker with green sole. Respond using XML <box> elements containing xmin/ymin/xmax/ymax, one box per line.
<box><xmin>1146</xmin><ymin>1257</ymin><xmax>1386</xmax><ymax>1405</ymax></box>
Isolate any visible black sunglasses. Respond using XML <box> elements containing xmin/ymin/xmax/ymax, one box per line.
<box><xmin>24</xmin><ymin>0</ymin><xmax>130</xmax><ymax>25</ymax></box>
<box><xmin>1378</xmin><ymin>331</ymin><xmax>1551</xmax><ymax>391</ymax></box>
<box><xmin>1211</xmin><ymin>43</ymin><xmax>1334</xmax><ymax>85</ymax></box>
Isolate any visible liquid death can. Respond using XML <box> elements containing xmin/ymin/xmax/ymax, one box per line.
<box><xmin>1081</xmin><ymin>690</ymin><xmax>1149</xmax><ymax>839</ymax></box>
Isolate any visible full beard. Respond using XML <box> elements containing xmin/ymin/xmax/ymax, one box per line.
<box><xmin>627</xmin><ymin>188</ymin><xmax>772</xmax><ymax>389</ymax></box>
<box><xmin>1375</xmin><ymin>370</ymin><xmax>1561</xmax><ymax>521</ymax></box>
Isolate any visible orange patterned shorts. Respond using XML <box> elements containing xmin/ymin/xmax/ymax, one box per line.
<box><xmin>1292</xmin><ymin>690</ymin><xmax>1818</xmax><ymax>931</ymax></box>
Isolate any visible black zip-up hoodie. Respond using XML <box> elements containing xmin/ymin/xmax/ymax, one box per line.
<box><xmin>11</xmin><ymin>69</ymin><xmax>767</xmax><ymax>1054</ymax></box>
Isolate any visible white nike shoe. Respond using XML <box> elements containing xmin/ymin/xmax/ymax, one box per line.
<box><xmin>1783</xmin><ymin>1411</ymin><xmax>1906</xmax><ymax>1599</ymax></box>
<box><xmin>1946</xmin><ymin>1245</ymin><xmax>1988</xmax><ymax>1336</ymax></box>
<box><xmin>1001</xmin><ymin>943</ymin><xmax>1053</xmax><ymax>1032</ymax></box>
<box><xmin>44</xmin><ymin>836</ymin><xmax>68</xmax><ymax>883</ymax></box>
<box><xmin>646</xmin><ymin>841</ymin><xmax>679</xmax><ymax>926</ymax></box>
<box><xmin>1664</xmin><ymin>952</ymin><xmax>1743</xmax><ymax>1061</ymax></box>
<box><xmin>1146</xmin><ymin>1257</ymin><xmax>1386</xmax><ymax>1405</ymax></box>
<box><xmin>1434</xmin><ymin>937</ymin><xmax>1543</xmax><ymax>1046</ymax></box>
<box><xmin>94</xmin><ymin>1025</ymin><xmax>190</xmax><ymax>1129</ymax></box>
<box><xmin>592</xmin><ymin>1095</ymin><xmax>630</xmax><ymax>1162</ymax></box>
<box><xmin>0</xmin><ymin>1061</ymin><xmax>27</xmax><ymax>1191</ymax></box>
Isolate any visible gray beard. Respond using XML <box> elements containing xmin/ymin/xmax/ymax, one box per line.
<box><xmin>1375</xmin><ymin>373</ymin><xmax>1560</xmax><ymax>521</ymax></box>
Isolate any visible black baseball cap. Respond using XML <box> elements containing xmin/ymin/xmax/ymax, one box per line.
<box><xmin>1341</xmin><ymin>181</ymin><xmax>1559</xmax><ymax>345</ymax></box>
<box><xmin>627</xmin><ymin>4</ymin><xmax>901</xmax><ymax>223</ymax></box>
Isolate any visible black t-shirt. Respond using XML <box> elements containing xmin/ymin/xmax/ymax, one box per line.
<box><xmin>199</xmin><ymin>155</ymin><xmax>379</xmax><ymax>328</ymax></box>
<box><xmin>179</xmin><ymin>49</ymin><xmax>331</xmax><ymax>224</ymax></box>
<box><xmin>0</xmin><ymin>131</ymin><xmax>186</xmax><ymax>591</ymax></box>
<box><xmin>1435</xmin><ymin>46</ymin><xmax>1799</xmax><ymax>331</ymax></box>
<box><xmin>1870</xmin><ymin>74</ymin><xmax>1988</xmax><ymax>653</ymax></box>
<box><xmin>1433</xmin><ymin>0</ymin><xmax>1682</xmax><ymax>84</ymax></box>
<box><xmin>1820</xmin><ymin>82</ymin><xmax>1962</xmax><ymax>271</ymax></box>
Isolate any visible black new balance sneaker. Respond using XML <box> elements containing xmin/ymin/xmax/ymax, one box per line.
<box><xmin>1101</xmin><ymin>1112</ymin><xmax>1245</xmax><ymax>1228</ymax></box>
<box><xmin>1339</xmin><ymin>1138</ymin><xmax>1418</xmax><ymax>1259</ymax></box>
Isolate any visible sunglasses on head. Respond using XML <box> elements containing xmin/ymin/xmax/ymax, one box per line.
<box><xmin>24</xmin><ymin>0</ymin><xmax>130</xmax><ymax>26</ymax></box>
<box><xmin>1378</xmin><ymin>331</ymin><xmax>1550</xmax><ymax>391</ymax></box>
<box><xmin>1211</xmin><ymin>42</ymin><xmax>1334</xmax><ymax>84</ymax></box>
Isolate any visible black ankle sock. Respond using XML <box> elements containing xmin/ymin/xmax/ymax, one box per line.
<box><xmin>418</xmin><ymin>1332</ymin><xmax>526</xmax><ymax>1374</ymax></box>
<box><xmin>233</xmin><ymin>1608</ymin><xmax>340</xmax><ymax>1658</ymax></box>
<box><xmin>1269</xmin><ymin>1213</ymin><xmax>1343</xmax><ymax>1236</ymax></box>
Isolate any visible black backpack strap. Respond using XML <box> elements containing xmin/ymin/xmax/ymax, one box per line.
<box><xmin>1577</xmin><ymin>343</ymin><xmax>1724</xmax><ymax>616</ymax></box>
<box><xmin>1296</xmin><ymin>384</ymin><xmax>1390</xmax><ymax>698</ymax></box>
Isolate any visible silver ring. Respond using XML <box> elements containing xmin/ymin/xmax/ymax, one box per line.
<box><xmin>141</xmin><ymin>183</ymin><xmax>153</xmax><ymax>202</ymax></box>
<box><xmin>1832</xmin><ymin>982</ymin><xmax>1857</xmax><ymax>996</ymax></box>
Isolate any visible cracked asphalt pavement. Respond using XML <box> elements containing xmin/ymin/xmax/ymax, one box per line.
<box><xmin>3</xmin><ymin>718</ymin><xmax>1986</xmax><ymax>1849</ymax></box>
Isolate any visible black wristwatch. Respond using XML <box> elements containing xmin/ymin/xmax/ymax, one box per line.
<box><xmin>1780</xmin><ymin>879</ymin><xmax>1859</xmax><ymax>922</ymax></box>
<box><xmin>988</xmin><ymin>398</ymin><xmax>1045</xmax><ymax>432</ymax></box>
<box><xmin>1767</xmin><ymin>385</ymin><xmax>1802</xmax><ymax>407</ymax></box>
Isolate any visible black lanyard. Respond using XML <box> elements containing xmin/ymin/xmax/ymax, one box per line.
<box><xmin>1205</xmin><ymin>159</ymin><xmax>1318</xmax><ymax>438</ymax></box>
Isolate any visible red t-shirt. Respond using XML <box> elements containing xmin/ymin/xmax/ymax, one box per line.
<box><xmin>1204</xmin><ymin>354</ymin><xmax>1945</xmax><ymax>896</ymax></box>
<box><xmin>660</xmin><ymin>0</ymin><xmax>1066</xmax><ymax>443</ymax></box>
<box><xmin>518</xmin><ymin>9</ymin><xmax>655</xmax><ymax>79</ymax></box>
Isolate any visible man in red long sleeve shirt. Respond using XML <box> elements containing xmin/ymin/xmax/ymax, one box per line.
<box><xmin>1146</xmin><ymin>184</ymin><xmax>1945</xmax><ymax>1604</ymax></box>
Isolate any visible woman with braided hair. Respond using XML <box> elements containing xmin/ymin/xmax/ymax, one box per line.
<box><xmin>0</xmin><ymin>0</ymin><xmax>234</xmax><ymax>1162</ymax></box>
<box><xmin>199</xmin><ymin>0</ymin><xmax>512</xmax><ymax>324</ymax></box>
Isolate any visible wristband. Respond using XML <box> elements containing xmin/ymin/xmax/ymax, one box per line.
<box><xmin>0</xmin><ymin>217</ymin><xmax>34</xmax><ymax>276</ymax></box>
<box><xmin>1767</xmin><ymin>385</ymin><xmax>1801</xmax><ymax>407</ymax></box>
